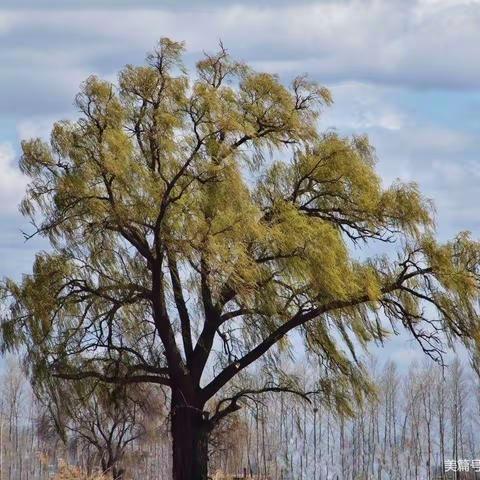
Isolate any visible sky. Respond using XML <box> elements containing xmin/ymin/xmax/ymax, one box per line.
<box><xmin>1</xmin><ymin>0</ymin><xmax>480</xmax><ymax>366</ymax></box>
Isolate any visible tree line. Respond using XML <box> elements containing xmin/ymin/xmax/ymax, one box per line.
<box><xmin>1</xmin><ymin>353</ymin><xmax>479</xmax><ymax>479</ymax></box>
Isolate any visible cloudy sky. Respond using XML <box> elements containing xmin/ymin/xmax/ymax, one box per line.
<box><xmin>1</xmin><ymin>0</ymin><xmax>480</xmax><ymax>363</ymax></box>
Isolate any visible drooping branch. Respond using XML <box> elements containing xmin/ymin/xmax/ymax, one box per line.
<box><xmin>201</xmin><ymin>266</ymin><xmax>434</xmax><ymax>401</ymax></box>
<box><xmin>53</xmin><ymin>371</ymin><xmax>171</xmax><ymax>386</ymax></box>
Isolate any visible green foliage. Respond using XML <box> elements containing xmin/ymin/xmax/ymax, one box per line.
<box><xmin>2</xmin><ymin>38</ymin><xmax>480</xmax><ymax>422</ymax></box>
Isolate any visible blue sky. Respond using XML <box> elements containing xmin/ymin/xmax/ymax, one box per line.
<box><xmin>1</xmin><ymin>0</ymin><xmax>480</xmax><ymax>365</ymax></box>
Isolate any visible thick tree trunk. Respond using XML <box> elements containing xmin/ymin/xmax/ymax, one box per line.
<box><xmin>171</xmin><ymin>392</ymin><xmax>209</xmax><ymax>480</ymax></box>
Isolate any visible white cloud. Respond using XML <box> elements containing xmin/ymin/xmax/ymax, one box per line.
<box><xmin>311</xmin><ymin>79</ymin><xmax>480</xmax><ymax>240</ymax></box>
<box><xmin>366</xmin><ymin>124</ymin><xmax>480</xmax><ymax>238</ymax></box>
<box><xmin>319</xmin><ymin>82</ymin><xmax>407</xmax><ymax>131</ymax></box>
<box><xmin>1</xmin><ymin>1</ymin><xmax>480</xmax><ymax>93</ymax></box>
<box><xmin>0</xmin><ymin>143</ymin><xmax>27</xmax><ymax>214</ymax></box>
<box><xmin>17</xmin><ymin>116</ymin><xmax>60</xmax><ymax>141</ymax></box>
<box><xmin>1</xmin><ymin>0</ymin><xmax>480</xmax><ymax>128</ymax></box>
<box><xmin>0</xmin><ymin>13</ymin><xmax>10</xmax><ymax>34</ymax></box>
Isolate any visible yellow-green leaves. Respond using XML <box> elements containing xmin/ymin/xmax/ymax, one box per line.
<box><xmin>76</xmin><ymin>76</ymin><xmax>124</xmax><ymax>130</ymax></box>
<box><xmin>5</xmin><ymin>38</ymin><xmax>480</xmax><ymax>425</ymax></box>
<box><xmin>21</xmin><ymin>254</ymin><xmax>70</xmax><ymax>338</ymax></box>
<box><xmin>422</xmin><ymin>232</ymin><xmax>480</xmax><ymax>296</ymax></box>
<box><xmin>380</xmin><ymin>182</ymin><xmax>433</xmax><ymax>238</ymax></box>
<box><xmin>266</xmin><ymin>200</ymin><xmax>351</xmax><ymax>301</ymax></box>
<box><xmin>20</xmin><ymin>138</ymin><xmax>55</xmax><ymax>177</ymax></box>
<box><xmin>258</xmin><ymin>131</ymin><xmax>432</xmax><ymax>247</ymax></box>
<box><xmin>239</xmin><ymin>72</ymin><xmax>316</xmax><ymax>145</ymax></box>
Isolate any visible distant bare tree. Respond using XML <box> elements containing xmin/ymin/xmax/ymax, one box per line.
<box><xmin>37</xmin><ymin>381</ymin><xmax>165</xmax><ymax>479</ymax></box>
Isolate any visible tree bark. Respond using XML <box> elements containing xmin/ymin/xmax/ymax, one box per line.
<box><xmin>102</xmin><ymin>456</ymin><xmax>124</xmax><ymax>480</ymax></box>
<box><xmin>171</xmin><ymin>392</ymin><xmax>209</xmax><ymax>480</ymax></box>
<box><xmin>111</xmin><ymin>466</ymin><xmax>125</xmax><ymax>480</ymax></box>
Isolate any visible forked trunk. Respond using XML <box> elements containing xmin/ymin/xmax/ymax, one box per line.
<box><xmin>171</xmin><ymin>392</ymin><xmax>210</xmax><ymax>480</ymax></box>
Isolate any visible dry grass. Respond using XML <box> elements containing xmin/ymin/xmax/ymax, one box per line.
<box><xmin>52</xmin><ymin>462</ymin><xmax>109</xmax><ymax>480</ymax></box>
<box><xmin>211</xmin><ymin>471</ymin><xmax>270</xmax><ymax>480</ymax></box>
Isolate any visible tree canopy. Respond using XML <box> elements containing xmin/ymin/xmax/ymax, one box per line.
<box><xmin>2</xmin><ymin>38</ymin><xmax>480</xmax><ymax>479</ymax></box>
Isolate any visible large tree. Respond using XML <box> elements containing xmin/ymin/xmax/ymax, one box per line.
<box><xmin>2</xmin><ymin>38</ymin><xmax>480</xmax><ymax>480</ymax></box>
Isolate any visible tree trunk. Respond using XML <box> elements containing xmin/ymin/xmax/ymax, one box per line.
<box><xmin>171</xmin><ymin>393</ymin><xmax>209</xmax><ymax>480</ymax></box>
<box><xmin>111</xmin><ymin>466</ymin><xmax>125</xmax><ymax>480</ymax></box>
<box><xmin>102</xmin><ymin>456</ymin><xmax>124</xmax><ymax>480</ymax></box>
